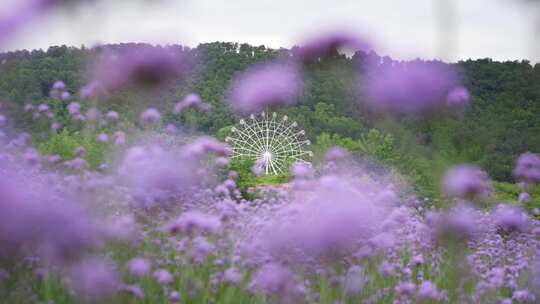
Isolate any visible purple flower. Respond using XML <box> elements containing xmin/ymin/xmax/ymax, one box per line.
<box><xmin>46</xmin><ymin>154</ymin><xmax>62</xmax><ymax>164</ymax></box>
<box><xmin>215</xmin><ymin>157</ymin><xmax>229</xmax><ymax>167</ymax></box>
<box><xmin>70</xmin><ymin>259</ymin><xmax>120</xmax><ymax>298</ymax></box>
<box><xmin>167</xmin><ymin>211</ymin><xmax>222</xmax><ymax>235</ymax></box>
<box><xmin>252</xmin><ymin>159</ymin><xmax>265</xmax><ymax>176</ymax></box>
<box><xmin>513</xmin><ymin>152</ymin><xmax>540</xmax><ymax>184</ymax></box>
<box><xmin>127</xmin><ymin>258</ymin><xmax>151</xmax><ymax>277</ymax></box>
<box><xmin>324</xmin><ymin>146</ymin><xmax>349</xmax><ymax>162</ymax></box>
<box><xmin>492</xmin><ymin>204</ymin><xmax>529</xmax><ymax>233</ymax></box>
<box><xmin>99</xmin><ymin>215</ymin><xmax>136</xmax><ymax>243</ymax></box>
<box><xmin>121</xmin><ymin>284</ymin><xmax>144</xmax><ymax>299</ymax></box>
<box><xmin>181</xmin><ymin>136</ymin><xmax>229</xmax><ymax>159</ymax></box>
<box><xmin>50</xmin><ymin>122</ymin><xmax>61</xmax><ymax>131</ymax></box>
<box><xmin>52</xmin><ymin>80</ymin><xmax>65</xmax><ymax>90</ymax></box>
<box><xmin>0</xmin><ymin>114</ymin><xmax>6</xmax><ymax>127</ymax></box>
<box><xmin>227</xmin><ymin>62</ymin><xmax>303</xmax><ymax>114</ymax></box>
<box><xmin>290</xmin><ymin>161</ymin><xmax>312</xmax><ymax>178</ymax></box>
<box><xmin>169</xmin><ymin>291</ymin><xmax>181</xmax><ymax>302</ymax></box>
<box><xmin>24</xmin><ymin>104</ymin><xmax>34</xmax><ymax>112</ymax></box>
<box><xmin>394</xmin><ymin>281</ymin><xmax>415</xmax><ymax>296</ymax></box>
<box><xmin>175</xmin><ymin>94</ymin><xmax>200</xmax><ymax>111</ymax></box>
<box><xmin>174</xmin><ymin>93</ymin><xmax>209</xmax><ymax>114</ymax></box>
<box><xmin>223</xmin><ymin>268</ymin><xmax>243</xmax><ymax>285</ymax></box>
<box><xmin>24</xmin><ymin>148</ymin><xmax>40</xmax><ymax>166</ymax></box>
<box><xmin>417</xmin><ymin>280</ymin><xmax>441</xmax><ymax>300</ymax></box>
<box><xmin>8</xmin><ymin>132</ymin><xmax>30</xmax><ymax>148</ymax></box>
<box><xmin>446</xmin><ymin>86</ymin><xmax>470</xmax><ymax>107</ymax></box>
<box><xmin>75</xmin><ymin>146</ymin><xmax>86</xmax><ymax>158</ymax></box>
<box><xmin>249</xmin><ymin>263</ymin><xmax>300</xmax><ymax>297</ymax></box>
<box><xmin>113</xmin><ymin>131</ymin><xmax>126</xmax><ymax>145</ymax></box>
<box><xmin>247</xmin><ymin>175</ymin><xmax>408</xmax><ymax>261</ymax></box>
<box><xmin>190</xmin><ymin>236</ymin><xmax>215</xmax><ymax>263</ymax></box>
<box><xmin>85</xmin><ymin>107</ymin><xmax>101</xmax><ymax>122</ymax></box>
<box><xmin>67</xmin><ymin>102</ymin><xmax>81</xmax><ymax>115</ymax></box>
<box><xmin>379</xmin><ymin>262</ymin><xmax>395</xmax><ymax>277</ymax></box>
<box><xmin>197</xmin><ymin>102</ymin><xmax>212</xmax><ymax>113</ymax></box>
<box><xmin>295</xmin><ymin>31</ymin><xmax>369</xmax><ymax>62</ymax></box>
<box><xmin>0</xmin><ymin>169</ymin><xmax>102</xmax><ymax>264</ymax></box>
<box><xmin>86</xmin><ymin>46</ymin><xmax>191</xmax><ymax>95</ymax></box>
<box><xmin>80</xmin><ymin>81</ymin><xmax>107</xmax><ymax>100</ymax></box>
<box><xmin>153</xmin><ymin>269</ymin><xmax>173</xmax><ymax>284</ymax></box>
<box><xmin>411</xmin><ymin>254</ymin><xmax>424</xmax><ymax>266</ymax></box>
<box><xmin>435</xmin><ymin>205</ymin><xmax>479</xmax><ymax>240</ymax></box>
<box><xmin>344</xmin><ymin>265</ymin><xmax>365</xmax><ymax>296</ymax></box>
<box><xmin>106</xmin><ymin>111</ymin><xmax>119</xmax><ymax>121</ymax></box>
<box><xmin>140</xmin><ymin>108</ymin><xmax>161</xmax><ymax>125</ymax></box>
<box><xmin>164</xmin><ymin>123</ymin><xmax>177</xmax><ymax>134</ymax></box>
<box><xmin>118</xmin><ymin>144</ymin><xmax>203</xmax><ymax>206</ymax></box>
<box><xmin>37</xmin><ymin>103</ymin><xmax>49</xmax><ymax>113</ymax></box>
<box><xmin>60</xmin><ymin>91</ymin><xmax>71</xmax><ymax>101</ymax></box>
<box><xmin>228</xmin><ymin>171</ymin><xmax>238</xmax><ymax>180</ymax></box>
<box><xmin>363</xmin><ymin>62</ymin><xmax>461</xmax><ymax>114</ymax></box>
<box><xmin>512</xmin><ymin>290</ymin><xmax>535</xmax><ymax>303</ymax></box>
<box><xmin>486</xmin><ymin>267</ymin><xmax>505</xmax><ymax>289</ymax></box>
<box><xmin>442</xmin><ymin>165</ymin><xmax>492</xmax><ymax>199</ymax></box>
<box><xmin>0</xmin><ymin>0</ymin><xmax>58</xmax><ymax>44</ymax></box>
<box><xmin>98</xmin><ymin>133</ymin><xmax>109</xmax><ymax>143</ymax></box>
<box><xmin>519</xmin><ymin>192</ymin><xmax>530</xmax><ymax>204</ymax></box>
<box><xmin>65</xmin><ymin>157</ymin><xmax>88</xmax><ymax>170</ymax></box>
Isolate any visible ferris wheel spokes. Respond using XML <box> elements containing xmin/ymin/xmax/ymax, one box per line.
<box><xmin>227</xmin><ymin>112</ymin><xmax>312</xmax><ymax>176</ymax></box>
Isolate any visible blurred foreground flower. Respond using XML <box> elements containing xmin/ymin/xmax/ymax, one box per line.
<box><xmin>70</xmin><ymin>258</ymin><xmax>120</xmax><ymax>299</ymax></box>
<box><xmin>84</xmin><ymin>46</ymin><xmax>192</xmax><ymax>98</ymax></box>
<box><xmin>513</xmin><ymin>152</ymin><xmax>540</xmax><ymax>185</ymax></box>
<box><xmin>295</xmin><ymin>31</ymin><xmax>370</xmax><ymax>63</ymax></box>
<box><xmin>492</xmin><ymin>204</ymin><xmax>529</xmax><ymax>233</ymax></box>
<box><xmin>443</xmin><ymin>164</ymin><xmax>492</xmax><ymax>200</ymax></box>
<box><xmin>227</xmin><ymin>62</ymin><xmax>303</xmax><ymax>114</ymax></box>
<box><xmin>174</xmin><ymin>93</ymin><xmax>211</xmax><ymax>114</ymax></box>
<box><xmin>362</xmin><ymin>62</ymin><xmax>465</xmax><ymax>115</ymax></box>
<box><xmin>0</xmin><ymin>0</ymin><xmax>61</xmax><ymax>44</ymax></box>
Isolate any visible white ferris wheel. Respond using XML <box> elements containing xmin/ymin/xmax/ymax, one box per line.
<box><xmin>225</xmin><ymin>112</ymin><xmax>312</xmax><ymax>175</ymax></box>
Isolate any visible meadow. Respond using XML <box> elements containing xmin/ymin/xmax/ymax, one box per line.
<box><xmin>1</xmin><ymin>1</ymin><xmax>540</xmax><ymax>303</ymax></box>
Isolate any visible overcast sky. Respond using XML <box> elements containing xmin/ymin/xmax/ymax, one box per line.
<box><xmin>1</xmin><ymin>0</ymin><xmax>539</xmax><ymax>62</ymax></box>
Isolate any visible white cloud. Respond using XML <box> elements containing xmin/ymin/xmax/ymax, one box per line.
<box><xmin>0</xmin><ymin>0</ymin><xmax>537</xmax><ymax>61</ymax></box>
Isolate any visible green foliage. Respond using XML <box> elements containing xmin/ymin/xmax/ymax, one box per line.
<box><xmin>2</xmin><ymin>42</ymin><xmax>540</xmax><ymax>192</ymax></box>
<box><xmin>313</xmin><ymin>129</ymin><xmax>444</xmax><ymax>201</ymax></box>
<box><xmin>227</xmin><ymin>158</ymin><xmax>257</xmax><ymax>195</ymax></box>
<box><xmin>227</xmin><ymin>158</ymin><xmax>291</xmax><ymax>198</ymax></box>
<box><xmin>37</xmin><ymin>129</ymin><xmax>108</xmax><ymax>169</ymax></box>
<box><xmin>493</xmin><ymin>182</ymin><xmax>540</xmax><ymax>213</ymax></box>
<box><xmin>255</xmin><ymin>173</ymin><xmax>290</xmax><ymax>185</ymax></box>
<box><xmin>216</xmin><ymin>125</ymin><xmax>233</xmax><ymax>141</ymax></box>
<box><xmin>37</xmin><ymin>129</ymin><xmax>79</xmax><ymax>160</ymax></box>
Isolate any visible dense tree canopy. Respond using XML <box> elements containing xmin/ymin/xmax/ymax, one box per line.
<box><xmin>0</xmin><ymin>42</ymin><xmax>539</xmax><ymax>182</ymax></box>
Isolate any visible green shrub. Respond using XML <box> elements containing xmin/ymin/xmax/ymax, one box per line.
<box><xmin>493</xmin><ymin>182</ymin><xmax>540</xmax><ymax>213</ymax></box>
<box><xmin>37</xmin><ymin>129</ymin><xmax>108</xmax><ymax>169</ymax></box>
<box><xmin>313</xmin><ymin>130</ymin><xmax>443</xmax><ymax>201</ymax></box>
<box><xmin>227</xmin><ymin>158</ymin><xmax>292</xmax><ymax>198</ymax></box>
<box><xmin>37</xmin><ymin>129</ymin><xmax>79</xmax><ymax>160</ymax></box>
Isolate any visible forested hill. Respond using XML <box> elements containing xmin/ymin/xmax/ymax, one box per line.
<box><xmin>0</xmin><ymin>42</ymin><xmax>539</xmax><ymax>182</ymax></box>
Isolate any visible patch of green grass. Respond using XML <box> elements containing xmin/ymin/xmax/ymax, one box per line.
<box><xmin>253</xmin><ymin>174</ymin><xmax>290</xmax><ymax>186</ymax></box>
<box><xmin>493</xmin><ymin>181</ymin><xmax>540</xmax><ymax>215</ymax></box>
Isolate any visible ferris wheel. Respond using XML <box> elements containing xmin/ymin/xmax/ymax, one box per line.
<box><xmin>225</xmin><ymin>112</ymin><xmax>312</xmax><ymax>175</ymax></box>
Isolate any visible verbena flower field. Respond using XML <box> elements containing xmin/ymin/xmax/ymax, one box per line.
<box><xmin>1</xmin><ymin>1</ymin><xmax>540</xmax><ymax>303</ymax></box>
